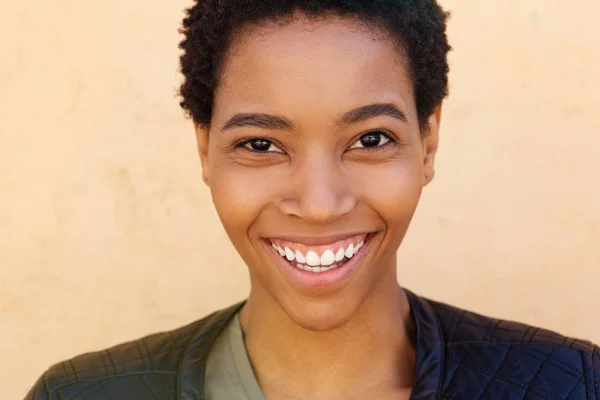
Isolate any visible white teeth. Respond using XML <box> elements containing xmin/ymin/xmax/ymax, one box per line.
<box><xmin>345</xmin><ymin>243</ymin><xmax>354</xmax><ymax>259</ymax></box>
<box><xmin>305</xmin><ymin>251</ymin><xmax>321</xmax><ymax>266</ymax></box>
<box><xmin>334</xmin><ymin>248</ymin><xmax>345</xmax><ymax>262</ymax></box>
<box><xmin>285</xmin><ymin>247</ymin><xmax>295</xmax><ymax>261</ymax></box>
<box><xmin>320</xmin><ymin>250</ymin><xmax>335</xmax><ymax>266</ymax></box>
<box><xmin>356</xmin><ymin>240</ymin><xmax>364</xmax><ymax>252</ymax></box>
<box><xmin>273</xmin><ymin>237</ymin><xmax>367</xmax><ymax>269</ymax></box>
<box><xmin>295</xmin><ymin>250</ymin><xmax>306</xmax><ymax>264</ymax></box>
<box><xmin>292</xmin><ymin>261</ymin><xmax>340</xmax><ymax>273</ymax></box>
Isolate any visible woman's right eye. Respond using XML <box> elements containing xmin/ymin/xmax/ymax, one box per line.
<box><xmin>240</xmin><ymin>138</ymin><xmax>284</xmax><ymax>153</ymax></box>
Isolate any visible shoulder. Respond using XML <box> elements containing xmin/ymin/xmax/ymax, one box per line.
<box><xmin>423</xmin><ymin>296</ymin><xmax>600</xmax><ymax>399</ymax></box>
<box><xmin>24</xmin><ymin>302</ymin><xmax>243</xmax><ymax>400</ymax></box>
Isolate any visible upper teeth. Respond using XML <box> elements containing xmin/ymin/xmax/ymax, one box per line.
<box><xmin>271</xmin><ymin>239</ymin><xmax>365</xmax><ymax>267</ymax></box>
<box><xmin>285</xmin><ymin>247</ymin><xmax>295</xmax><ymax>261</ymax></box>
<box><xmin>306</xmin><ymin>251</ymin><xmax>321</xmax><ymax>266</ymax></box>
<box><xmin>321</xmin><ymin>250</ymin><xmax>335</xmax><ymax>266</ymax></box>
<box><xmin>295</xmin><ymin>250</ymin><xmax>306</xmax><ymax>263</ymax></box>
<box><xmin>345</xmin><ymin>243</ymin><xmax>354</xmax><ymax>259</ymax></box>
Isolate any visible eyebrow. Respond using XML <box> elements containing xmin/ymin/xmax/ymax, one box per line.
<box><xmin>220</xmin><ymin>103</ymin><xmax>408</xmax><ymax>132</ymax></box>
<box><xmin>337</xmin><ymin>103</ymin><xmax>408</xmax><ymax>126</ymax></box>
<box><xmin>221</xmin><ymin>113</ymin><xmax>295</xmax><ymax>132</ymax></box>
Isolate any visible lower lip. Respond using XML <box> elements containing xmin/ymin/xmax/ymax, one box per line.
<box><xmin>266</xmin><ymin>235</ymin><xmax>372</xmax><ymax>289</ymax></box>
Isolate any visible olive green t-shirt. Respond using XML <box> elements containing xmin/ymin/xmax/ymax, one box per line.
<box><xmin>205</xmin><ymin>312</ymin><xmax>266</xmax><ymax>400</ymax></box>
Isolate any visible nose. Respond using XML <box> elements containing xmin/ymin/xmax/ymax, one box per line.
<box><xmin>277</xmin><ymin>155</ymin><xmax>357</xmax><ymax>224</ymax></box>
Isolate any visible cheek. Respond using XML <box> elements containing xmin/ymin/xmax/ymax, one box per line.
<box><xmin>208</xmin><ymin>161</ymin><xmax>278</xmax><ymax>237</ymax></box>
<box><xmin>355</xmin><ymin>158</ymin><xmax>423</xmax><ymax>225</ymax></box>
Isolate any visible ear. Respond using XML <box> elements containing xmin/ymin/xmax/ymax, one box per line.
<box><xmin>194</xmin><ymin>123</ymin><xmax>211</xmax><ymax>187</ymax></box>
<box><xmin>422</xmin><ymin>105</ymin><xmax>442</xmax><ymax>186</ymax></box>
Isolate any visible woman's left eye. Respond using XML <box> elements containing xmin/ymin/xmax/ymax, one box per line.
<box><xmin>240</xmin><ymin>138</ymin><xmax>284</xmax><ymax>153</ymax></box>
<box><xmin>349</xmin><ymin>130</ymin><xmax>392</xmax><ymax>149</ymax></box>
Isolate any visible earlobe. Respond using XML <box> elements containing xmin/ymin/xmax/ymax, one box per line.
<box><xmin>194</xmin><ymin>123</ymin><xmax>211</xmax><ymax>186</ymax></box>
<box><xmin>422</xmin><ymin>105</ymin><xmax>442</xmax><ymax>186</ymax></box>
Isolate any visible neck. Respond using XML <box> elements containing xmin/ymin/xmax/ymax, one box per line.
<box><xmin>239</xmin><ymin>281</ymin><xmax>416</xmax><ymax>399</ymax></box>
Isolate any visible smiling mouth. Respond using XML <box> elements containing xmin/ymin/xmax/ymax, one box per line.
<box><xmin>268</xmin><ymin>233</ymin><xmax>368</xmax><ymax>273</ymax></box>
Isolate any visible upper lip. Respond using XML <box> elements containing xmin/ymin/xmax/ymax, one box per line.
<box><xmin>264</xmin><ymin>232</ymin><xmax>373</xmax><ymax>246</ymax></box>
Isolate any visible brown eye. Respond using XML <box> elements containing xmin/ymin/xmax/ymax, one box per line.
<box><xmin>242</xmin><ymin>138</ymin><xmax>283</xmax><ymax>153</ymax></box>
<box><xmin>349</xmin><ymin>130</ymin><xmax>391</xmax><ymax>149</ymax></box>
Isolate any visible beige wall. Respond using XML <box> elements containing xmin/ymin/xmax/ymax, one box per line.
<box><xmin>1</xmin><ymin>0</ymin><xmax>599</xmax><ymax>397</ymax></box>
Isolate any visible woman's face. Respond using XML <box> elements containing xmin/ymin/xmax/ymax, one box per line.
<box><xmin>196</xmin><ymin>14</ymin><xmax>440</xmax><ymax>331</ymax></box>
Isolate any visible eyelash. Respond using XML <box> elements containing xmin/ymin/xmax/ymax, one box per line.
<box><xmin>235</xmin><ymin>138</ymin><xmax>285</xmax><ymax>154</ymax></box>
<box><xmin>350</xmin><ymin>129</ymin><xmax>398</xmax><ymax>153</ymax></box>
<box><xmin>234</xmin><ymin>129</ymin><xmax>398</xmax><ymax>154</ymax></box>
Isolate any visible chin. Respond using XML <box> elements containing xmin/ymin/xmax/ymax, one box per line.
<box><xmin>278</xmin><ymin>294</ymin><xmax>362</xmax><ymax>332</ymax></box>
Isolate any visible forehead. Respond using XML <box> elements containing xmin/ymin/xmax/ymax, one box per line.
<box><xmin>213</xmin><ymin>14</ymin><xmax>416</xmax><ymax>125</ymax></box>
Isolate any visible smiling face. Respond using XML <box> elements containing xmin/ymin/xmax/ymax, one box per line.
<box><xmin>196</xmin><ymin>14</ymin><xmax>440</xmax><ymax>331</ymax></box>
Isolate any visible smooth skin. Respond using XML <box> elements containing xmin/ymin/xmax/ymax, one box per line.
<box><xmin>195</xmin><ymin>13</ymin><xmax>441</xmax><ymax>400</ymax></box>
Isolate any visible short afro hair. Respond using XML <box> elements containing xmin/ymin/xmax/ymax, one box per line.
<box><xmin>179</xmin><ymin>0</ymin><xmax>451</xmax><ymax>130</ymax></box>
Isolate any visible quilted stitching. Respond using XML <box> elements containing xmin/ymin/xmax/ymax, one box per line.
<box><xmin>24</xmin><ymin>294</ymin><xmax>599</xmax><ymax>399</ymax></box>
<box><xmin>429</xmin><ymin>297</ymin><xmax>598</xmax><ymax>399</ymax></box>
<box><xmin>55</xmin><ymin>374</ymin><xmax>176</xmax><ymax>400</ymax></box>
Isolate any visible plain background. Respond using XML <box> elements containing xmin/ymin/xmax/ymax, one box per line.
<box><xmin>1</xmin><ymin>0</ymin><xmax>599</xmax><ymax>397</ymax></box>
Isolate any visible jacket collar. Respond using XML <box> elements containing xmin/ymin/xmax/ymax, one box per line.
<box><xmin>179</xmin><ymin>289</ymin><xmax>444</xmax><ymax>399</ymax></box>
<box><xmin>404</xmin><ymin>288</ymin><xmax>445</xmax><ymax>399</ymax></box>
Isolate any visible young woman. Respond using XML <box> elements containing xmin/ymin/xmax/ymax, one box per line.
<box><xmin>27</xmin><ymin>1</ymin><xmax>599</xmax><ymax>399</ymax></box>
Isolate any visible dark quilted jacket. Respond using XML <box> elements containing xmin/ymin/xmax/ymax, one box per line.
<box><xmin>26</xmin><ymin>290</ymin><xmax>600</xmax><ymax>399</ymax></box>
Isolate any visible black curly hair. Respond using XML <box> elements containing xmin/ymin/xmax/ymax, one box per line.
<box><xmin>178</xmin><ymin>0</ymin><xmax>451</xmax><ymax>130</ymax></box>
